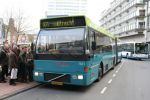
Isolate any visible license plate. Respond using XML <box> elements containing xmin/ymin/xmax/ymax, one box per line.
<box><xmin>51</xmin><ymin>81</ymin><xmax>63</xmax><ymax>85</ymax></box>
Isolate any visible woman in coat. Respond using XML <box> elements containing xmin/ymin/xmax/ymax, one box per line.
<box><xmin>9</xmin><ymin>45</ymin><xmax>19</xmax><ymax>85</ymax></box>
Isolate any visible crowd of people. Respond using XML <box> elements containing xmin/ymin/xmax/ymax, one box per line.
<box><xmin>0</xmin><ymin>42</ymin><xmax>34</xmax><ymax>86</ymax></box>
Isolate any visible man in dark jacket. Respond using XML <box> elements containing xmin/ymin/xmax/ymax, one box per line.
<box><xmin>0</xmin><ymin>44</ymin><xmax>9</xmax><ymax>83</ymax></box>
<box><xmin>9</xmin><ymin>45</ymin><xmax>19</xmax><ymax>85</ymax></box>
<box><xmin>26</xmin><ymin>48</ymin><xmax>33</xmax><ymax>82</ymax></box>
<box><xmin>19</xmin><ymin>46</ymin><xmax>28</xmax><ymax>83</ymax></box>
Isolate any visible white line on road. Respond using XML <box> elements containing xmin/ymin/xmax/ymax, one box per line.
<box><xmin>116</xmin><ymin>61</ymin><xmax>125</xmax><ymax>73</ymax></box>
<box><xmin>113</xmin><ymin>74</ymin><xmax>116</xmax><ymax>77</ymax></box>
<box><xmin>119</xmin><ymin>61</ymin><xmax>124</xmax><ymax>69</ymax></box>
<box><xmin>108</xmin><ymin>79</ymin><xmax>112</xmax><ymax>84</ymax></box>
<box><xmin>116</xmin><ymin>70</ymin><xmax>118</xmax><ymax>73</ymax></box>
<box><xmin>101</xmin><ymin>87</ymin><xmax>107</xmax><ymax>94</ymax></box>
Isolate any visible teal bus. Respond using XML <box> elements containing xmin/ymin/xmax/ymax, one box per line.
<box><xmin>33</xmin><ymin>16</ymin><xmax>119</xmax><ymax>86</ymax></box>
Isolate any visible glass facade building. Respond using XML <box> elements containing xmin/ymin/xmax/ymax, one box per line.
<box><xmin>46</xmin><ymin>0</ymin><xmax>87</xmax><ymax>16</ymax></box>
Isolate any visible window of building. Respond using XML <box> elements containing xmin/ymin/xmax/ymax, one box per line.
<box><xmin>137</xmin><ymin>0</ymin><xmax>143</xmax><ymax>4</ymax></box>
<box><xmin>139</xmin><ymin>22</ymin><xmax>145</xmax><ymax>28</ymax></box>
<box><xmin>139</xmin><ymin>10</ymin><xmax>145</xmax><ymax>16</ymax></box>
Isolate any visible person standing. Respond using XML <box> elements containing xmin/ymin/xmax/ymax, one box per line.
<box><xmin>9</xmin><ymin>45</ymin><xmax>19</xmax><ymax>86</ymax></box>
<box><xmin>26</xmin><ymin>48</ymin><xmax>34</xmax><ymax>82</ymax></box>
<box><xmin>0</xmin><ymin>43</ymin><xmax>9</xmax><ymax>83</ymax></box>
<box><xmin>19</xmin><ymin>46</ymin><xmax>28</xmax><ymax>83</ymax></box>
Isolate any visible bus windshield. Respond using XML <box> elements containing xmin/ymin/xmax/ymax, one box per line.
<box><xmin>36</xmin><ymin>28</ymin><xmax>85</xmax><ymax>54</ymax></box>
<box><xmin>135</xmin><ymin>43</ymin><xmax>148</xmax><ymax>54</ymax></box>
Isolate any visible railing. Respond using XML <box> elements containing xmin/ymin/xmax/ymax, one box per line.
<box><xmin>137</xmin><ymin>25</ymin><xmax>145</xmax><ymax>29</ymax></box>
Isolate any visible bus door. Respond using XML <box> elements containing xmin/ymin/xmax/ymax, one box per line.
<box><xmin>88</xmin><ymin>31</ymin><xmax>100</xmax><ymax>81</ymax></box>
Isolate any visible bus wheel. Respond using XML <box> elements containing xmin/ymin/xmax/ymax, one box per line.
<box><xmin>95</xmin><ymin>63</ymin><xmax>103</xmax><ymax>82</ymax></box>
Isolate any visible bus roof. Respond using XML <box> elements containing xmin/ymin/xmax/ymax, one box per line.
<box><xmin>40</xmin><ymin>15</ymin><xmax>116</xmax><ymax>39</ymax></box>
<box><xmin>85</xmin><ymin>17</ymin><xmax>115</xmax><ymax>39</ymax></box>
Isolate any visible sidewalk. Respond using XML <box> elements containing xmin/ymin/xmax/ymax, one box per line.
<box><xmin>0</xmin><ymin>81</ymin><xmax>40</xmax><ymax>100</ymax></box>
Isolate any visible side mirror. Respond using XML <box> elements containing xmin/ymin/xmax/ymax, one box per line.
<box><xmin>31</xmin><ymin>42</ymin><xmax>34</xmax><ymax>51</ymax></box>
<box><xmin>92</xmin><ymin>41</ymin><xmax>96</xmax><ymax>50</ymax></box>
<box><xmin>31</xmin><ymin>42</ymin><xmax>36</xmax><ymax>59</ymax></box>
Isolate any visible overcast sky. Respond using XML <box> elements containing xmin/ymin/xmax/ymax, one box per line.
<box><xmin>0</xmin><ymin>0</ymin><xmax>112</xmax><ymax>33</ymax></box>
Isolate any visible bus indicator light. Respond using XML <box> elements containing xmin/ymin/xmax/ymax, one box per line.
<box><xmin>84</xmin><ymin>67</ymin><xmax>89</xmax><ymax>72</ymax></box>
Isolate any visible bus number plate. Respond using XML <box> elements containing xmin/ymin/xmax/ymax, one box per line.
<box><xmin>51</xmin><ymin>81</ymin><xmax>63</xmax><ymax>85</ymax></box>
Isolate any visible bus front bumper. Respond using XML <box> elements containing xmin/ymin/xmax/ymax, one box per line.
<box><xmin>33</xmin><ymin>71</ymin><xmax>91</xmax><ymax>86</ymax></box>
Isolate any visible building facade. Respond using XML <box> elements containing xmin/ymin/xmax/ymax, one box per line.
<box><xmin>100</xmin><ymin>0</ymin><xmax>150</xmax><ymax>43</ymax></box>
<box><xmin>46</xmin><ymin>0</ymin><xmax>87</xmax><ymax>17</ymax></box>
<box><xmin>6</xmin><ymin>18</ymin><xmax>18</xmax><ymax>44</ymax></box>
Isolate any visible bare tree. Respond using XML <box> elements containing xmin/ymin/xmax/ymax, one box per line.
<box><xmin>3</xmin><ymin>9</ymin><xmax>35</xmax><ymax>44</ymax></box>
<box><xmin>15</xmin><ymin>10</ymin><xmax>32</xmax><ymax>34</ymax></box>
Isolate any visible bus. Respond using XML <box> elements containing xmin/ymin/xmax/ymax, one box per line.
<box><xmin>33</xmin><ymin>16</ymin><xmax>120</xmax><ymax>86</ymax></box>
<box><xmin>120</xmin><ymin>42</ymin><xmax>149</xmax><ymax>60</ymax></box>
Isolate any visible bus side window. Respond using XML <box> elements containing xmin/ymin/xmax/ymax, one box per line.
<box><xmin>102</xmin><ymin>45</ymin><xmax>112</xmax><ymax>53</ymax></box>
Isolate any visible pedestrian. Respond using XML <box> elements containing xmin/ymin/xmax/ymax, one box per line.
<box><xmin>0</xmin><ymin>43</ymin><xmax>9</xmax><ymax>83</ymax></box>
<box><xmin>17</xmin><ymin>46</ymin><xmax>21</xmax><ymax>82</ymax></box>
<box><xmin>9</xmin><ymin>45</ymin><xmax>19</xmax><ymax>86</ymax></box>
<box><xmin>19</xmin><ymin>46</ymin><xmax>28</xmax><ymax>83</ymax></box>
<box><xmin>26</xmin><ymin>48</ymin><xmax>34</xmax><ymax>82</ymax></box>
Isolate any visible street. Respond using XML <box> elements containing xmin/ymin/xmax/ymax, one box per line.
<box><xmin>4</xmin><ymin>59</ymin><xmax>150</xmax><ymax>100</ymax></box>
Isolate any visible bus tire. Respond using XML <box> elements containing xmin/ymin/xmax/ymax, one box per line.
<box><xmin>95</xmin><ymin>62</ymin><xmax>103</xmax><ymax>82</ymax></box>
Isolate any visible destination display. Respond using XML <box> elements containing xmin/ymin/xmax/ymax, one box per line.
<box><xmin>40</xmin><ymin>16</ymin><xmax>86</xmax><ymax>29</ymax></box>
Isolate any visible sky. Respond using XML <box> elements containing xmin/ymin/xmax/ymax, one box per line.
<box><xmin>0</xmin><ymin>0</ymin><xmax>112</xmax><ymax>34</ymax></box>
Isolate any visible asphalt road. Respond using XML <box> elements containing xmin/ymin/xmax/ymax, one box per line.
<box><xmin>4</xmin><ymin>59</ymin><xmax>150</xmax><ymax>100</ymax></box>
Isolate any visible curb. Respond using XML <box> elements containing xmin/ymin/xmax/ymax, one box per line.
<box><xmin>0</xmin><ymin>83</ymin><xmax>42</xmax><ymax>100</ymax></box>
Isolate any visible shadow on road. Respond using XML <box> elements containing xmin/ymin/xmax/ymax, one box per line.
<box><xmin>38</xmin><ymin>83</ymin><xmax>95</xmax><ymax>93</ymax></box>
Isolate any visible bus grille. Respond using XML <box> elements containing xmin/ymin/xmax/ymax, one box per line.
<box><xmin>44</xmin><ymin>73</ymin><xmax>70</xmax><ymax>83</ymax></box>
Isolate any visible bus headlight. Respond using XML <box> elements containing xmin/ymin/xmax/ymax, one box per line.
<box><xmin>34</xmin><ymin>72</ymin><xmax>43</xmax><ymax>76</ymax></box>
<box><xmin>34</xmin><ymin>72</ymin><xmax>39</xmax><ymax>76</ymax></box>
<box><xmin>78</xmin><ymin>75</ymin><xmax>83</xmax><ymax>80</ymax></box>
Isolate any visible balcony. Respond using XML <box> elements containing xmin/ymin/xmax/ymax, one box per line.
<box><xmin>135</xmin><ymin>24</ymin><xmax>145</xmax><ymax>31</ymax></box>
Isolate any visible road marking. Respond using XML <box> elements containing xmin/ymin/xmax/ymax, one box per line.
<box><xmin>115</xmin><ymin>70</ymin><xmax>118</xmax><ymax>73</ymax></box>
<box><xmin>108</xmin><ymin>79</ymin><xmax>112</xmax><ymax>84</ymax></box>
<box><xmin>116</xmin><ymin>61</ymin><xmax>125</xmax><ymax>73</ymax></box>
<box><xmin>101</xmin><ymin>87</ymin><xmax>107</xmax><ymax>94</ymax></box>
<box><xmin>119</xmin><ymin>61</ymin><xmax>124</xmax><ymax>69</ymax></box>
<box><xmin>113</xmin><ymin>74</ymin><xmax>116</xmax><ymax>77</ymax></box>
<box><xmin>117</xmin><ymin>67</ymin><xmax>120</xmax><ymax>71</ymax></box>
<box><xmin>100</xmin><ymin>61</ymin><xmax>125</xmax><ymax>95</ymax></box>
